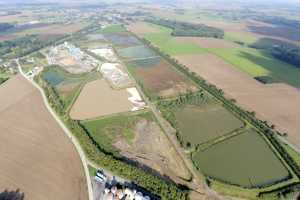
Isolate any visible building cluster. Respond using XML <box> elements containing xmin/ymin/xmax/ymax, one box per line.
<box><xmin>48</xmin><ymin>42</ymin><xmax>100</xmax><ymax>73</ymax></box>
<box><xmin>103</xmin><ymin>186</ymin><xmax>151</xmax><ymax>200</ymax></box>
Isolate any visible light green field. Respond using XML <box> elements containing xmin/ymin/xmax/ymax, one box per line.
<box><xmin>282</xmin><ymin>143</ymin><xmax>300</xmax><ymax>167</ymax></box>
<box><xmin>224</xmin><ymin>31</ymin><xmax>258</xmax><ymax>45</ymax></box>
<box><xmin>144</xmin><ymin>23</ymin><xmax>205</xmax><ymax>55</ymax></box>
<box><xmin>117</xmin><ymin>45</ymin><xmax>157</xmax><ymax>60</ymax></box>
<box><xmin>101</xmin><ymin>25</ymin><xmax>126</xmax><ymax>34</ymax></box>
<box><xmin>207</xmin><ymin>47</ymin><xmax>300</xmax><ymax>86</ymax></box>
<box><xmin>193</xmin><ymin>129</ymin><xmax>290</xmax><ymax>188</ymax></box>
<box><xmin>175</xmin><ymin>104</ymin><xmax>244</xmax><ymax>145</ymax></box>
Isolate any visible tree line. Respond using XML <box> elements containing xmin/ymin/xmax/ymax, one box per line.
<box><xmin>250</xmin><ymin>38</ymin><xmax>300</xmax><ymax>68</ymax></box>
<box><xmin>146</xmin><ymin>18</ymin><xmax>224</xmax><ymax>38</ymax></box>
<box><xmin>0</xmin><ymin>23</ymin><xmax>14</xmax><ymax>32</ymax></box>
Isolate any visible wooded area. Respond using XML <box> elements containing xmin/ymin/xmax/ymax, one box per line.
<box><xmin>146</xmin><ymin>18</ymin><xmax>224</xmax><ymax>38</ymax></box>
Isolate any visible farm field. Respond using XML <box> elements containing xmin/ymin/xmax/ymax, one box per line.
<box><xmin>127</xmin><ymin>57</ymin><xmax>197</xmax><ymax>98</ymax></box>
<box><xmin>16</xmin><ymin>22</ymin><xmax>89</xmax><ymax>36</ymax></box>
<box><xmin>132</xmin><ymin>22</ymin><xmax>300</xmax><ymax>87</ymax></box>
<box><xmin>175</xmin><ymin>104</ymin><xmax>244</xmax><ymax>146</ymax></box>
<box><xmin>175</xmin><ymin>37</ymin><xmax>239</xmax><ymax>49</ymax></box>
<box><xmin>175</xmin><ymin>53</ymin><xmax>300</xmax><ymax>149</ymax></box>
<box><xmin>0</xmin><ymin>75</ymin><xmax>88</xmax><ymax>200</ymax></box>
<box><xmin>192</xmin><ymin>129</ymin><xmax>290</xmax><ymax>188</ymax></box>
<box><xmin>41</xmin><ymin>66</ymin><xmax>101</xmax><ymax>109</ymax></box>
<box><xmin>104</xmin><ymin>33</ymin><xmax>142</xmax><ymax>48</ymax></box>
<box><xmin>69</xmin><ymin>79</ymin><xmax>142</xmax><ymax>120</ymax></box>
<box><xmin>82</xmin><ymin>111</ymin><xmax>191</xmax><ymax>183</ymax></box>
<box><xmin>117</xmin><ymin>45</ymin><xmax>157</xmax><ymax>61</ymax></box>
<box><xmin>100</xmin><ymin>24</ymin><xmax>198</xmax><ymax>98</ymax></box>
<box><xmin>142</xmin><ymin>23</ymin><xmax>206</xmax><ymax>55</ymax></box>
<box><xmin>207</xmin><ymin>47</ymin><xmax>300</xmax><ymax>86</ymax></box>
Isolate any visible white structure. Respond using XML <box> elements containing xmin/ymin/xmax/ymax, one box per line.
<box><xmin>127</xmin><ymin>87</ymin><xmax>146</xmax><ymax>111</ymax></box>
<box><xmin>100</xmin><ymin>63</ymin><xmax>131</xmax><ymax>88</ymax></box>
<box><xmin>90</xmin><ymin>48</ymin><xmax>118</xmax><ymax>62</ymax></box>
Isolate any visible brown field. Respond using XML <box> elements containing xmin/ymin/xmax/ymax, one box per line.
<box><xmin>0</xmin><ymin>11</ymin><xmax>34</xmax><ymax>23</ymax></box>
<box><xmin>175</xmin><ymin>53</ymin><xmax>300</xmax><ymax>148</ymax></box>
<box><xmin>175</xmin><ymin>37</ymin><xmax>238</xmax><ymax>48</ymax></box>
<box><xmin>0</xmin><ymin>34</ymin><xmax>19</xmax><ymax>42</ymax></box>
<box><xmin>127</xmin><ymin>22</ymin><xmax>159</xmax><ymax>36</ymax></box>
<box><xmin>134</xmin><ymin>60</ymin><xmax>197</xmax><ymax>97</ymax></box>
<box><xmin>70</xmin><ymin>79</ymin><xmax>134</xmax><ymax>120</ymax></box>
<box><xmin>17</xmin><ymin>23</ymin><xmax>88</xmax><ymax>35</ymax></box>
<box><xmin>114</xmin><ymin>118</ymin><xmax>191</xmax><ymax>183</ymax></box>
<box><xmin>0</xmin><ymin>75</ymin><xmax>88</xmax><ymax>200</ymax></box>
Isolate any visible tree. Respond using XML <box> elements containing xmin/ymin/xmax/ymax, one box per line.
<box><xmin>0</xmin><ymin>189</ymin><xmax>24</xmax><ymax>200</ymax></box>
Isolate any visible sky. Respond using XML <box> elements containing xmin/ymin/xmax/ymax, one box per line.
<box><xmin>1</xmin><ymin>0</ymin><xmax>300</xmax><ymax>5</ymax></box>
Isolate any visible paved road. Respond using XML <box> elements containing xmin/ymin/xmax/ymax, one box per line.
<box><xmin>17</xmin><ymin>59</ymin><xmax>94</xmax><ymax>200</ymax></box>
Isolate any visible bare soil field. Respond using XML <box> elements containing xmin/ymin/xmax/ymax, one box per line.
<box><xmin>127</xmin><ymin>22</ymin><xmax>159</xmax><ymax>36</ymax></box>
<box><xmin>70</xmin><ymin>79</ymin><xmax>134</xmax><ymax>120</ymax></box>
<box><xmin>133</xmin><ymin>59</ymin><xmax>197</xmax><ymax>97</ymax></box>
<box><xmin>114</xmin><ymin>118</ymin><xmax>191</xmax><ymax>183</ymax></box>
<box><xmin>175</xmin><ymin>53</ymin><xmax>300</xmax><ymax>148</ymax></box>
<box><xmin>18</xmin><ymin>23</ymin><xmax>87</xmax><ymax>35</ymax></box>
<box><xmin>0</xmin><ymin>34</ymin><xmax>18</xmax><ymax>42</ymax></box>
<box><xmin>175</xmin><ymin>37</ymin><xmax>238</xmax><ymax>48</ymax></box>
<box><xmin>0</xmin><ymin>75</ymin><xmax>88</xmax><ymax>200</ymax></box>
<box><xmin>0</xmin><ymin>11</ymin><xmax>34</xmax><ymax>23</ymax></box>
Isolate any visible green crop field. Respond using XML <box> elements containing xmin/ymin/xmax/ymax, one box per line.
<box><xmin>193</xmin><ymin>129</ymin><xmax>290</xmax><ymax>188</ymax></box>
<box><xmin>207</xmin><ymin>47</ymin><xmax>300</xmax><ymax>86</ymax></box>
<box><xmin>174</xmin><ymin>104</ymin><xmax>244</xmax><ymax>145</ymax></box>
<box><xmin>143</xmin><ymin>23</ymin><xmax>205</xmax><ymax>55</ymax></box>
<box><xmin>104</xmin><ymin>33</ymin><xmax>141</xmax><ymax>48</ymax></box>
<box><xmin>81</xmin><ymin>111</ymin><xmax>153</xmax><ymax>155</ymax></box>
<box><xmin>224</xmin><ymin>31</ymin><xmax>258</xmax><ymax>45</ymax></box>
<box><xmin>117</xmin><ymin>45</ymin><xmax>157</xmax><ymax>60</ymax></box>
<box><xmin>130</xmin><ymin>57</ymin><xmax>162</xmax><ymax>68</ymax></box>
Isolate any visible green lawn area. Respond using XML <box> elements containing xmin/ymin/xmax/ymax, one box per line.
<box><xmin>174</xmin><ymin>104</ymin><xmax>244</xmax><ymax>146</ymax></box>
<box><xmin>282</xmin><ymin>143</ymin><xmax>300</xmax><ymax>167</ymax></box>
<box><xmin>117</xmin><ymin>45</ymin><xmax>157</xmax><ymax>60</ymax></box>
<box><xmin>101</xmin><ymin>25</ymin><xmax>126</xmax><ymax>34</ymax></box>
<box><xmin>193</xmin><ymin>129</ymin><xmax>290</xmax><ymax>188</ymax></box>
<box><xmin>144</xmin><ymin>23</ymin><xmax>205</xmax><ymax>55</ymax></box>
<box><xmin>224</xmin><ymin>31</ymin><xmax>258</xmax><ymax>45</ymax></box>
<box><xmin>207</xmin><ymin>47</ymin><xmax>300</xmax><ymax>86</ymax></box>
<box><xmin>81</xmin><ymin>111</ymin><xmax>153</xmax><ymax>155</ymax></box>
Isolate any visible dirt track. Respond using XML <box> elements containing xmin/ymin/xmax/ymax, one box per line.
<box><xmin>175</xmin><ymin>53</ymin><xmax>300</xmax><ymax>149</ymax></box>
<box><xmin>0</xmin><ymin>75</ymin><xmax>88</xmax><ymax>200</ymax></box>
